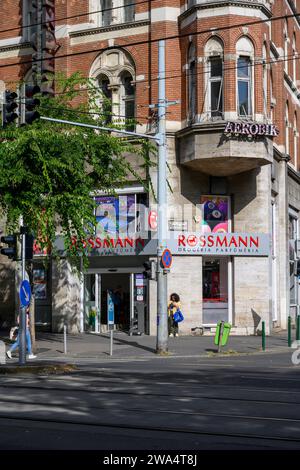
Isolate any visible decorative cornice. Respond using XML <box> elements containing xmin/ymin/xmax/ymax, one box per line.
<box><xmin>179</xmin><ymin>0</ymin><xmax>272</xmax><ymax>23</ymax></box>
<box><xmin>0</xmin><ymin>41</ymin><xmax>31</xmax><ymax>54</ymax></box>
<box><xmin>69</xmin><ymin>20</ymin><xmax>150</xmax><ymax>39</ymax></box>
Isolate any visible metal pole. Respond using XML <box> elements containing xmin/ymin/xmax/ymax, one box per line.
<box><xmin>63</xmin><ymin>324</ymin><xmax>67</xmax><ymax>354</ymax></box>
<box><xmin>297</xmin><ymin>315</ymin><xmax>300</xmax><ymax>341</ymax></box>
<box><xmin>40</xmin><ymin>117</ymin><xmax>157</xmax><ymax>140</ymax></box>
<box><xmin>218</xmin><ymin>321</ymin><xmax>224</xmax><ymax>353</ymax></box>
<box><xmin>110</xmin><ymin>328</ymin><xmax>113</xmax><ymax>356</ymax></box>
<box><xmin>288</xmin><ymin>315</ymin><xmax>292</xmax><ymax>347</ymax></box>
<box><xmin>156</xmin><ymin>40</ymin><xmax>168</xmax><ymax>355</ymax></box>
<box><xmin>262</xmin><ymin>321</ymin><xmax>266</xmax><ymax>351</ymax></box>
<box><xmin>19</xmin><ymin>226</ymin><xmax>26</xmax><ymax>366</ymax></box>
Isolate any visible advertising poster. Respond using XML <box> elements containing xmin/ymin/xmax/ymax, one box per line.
<box><xmin>95</xmin><ymin>195</ymin><xmax>135</xmax><ymax>237</ymax></box>
<box><xmin>200</xmin><ymin>196</ymin><xmax>229</xmax><ymax>234</ymax></box>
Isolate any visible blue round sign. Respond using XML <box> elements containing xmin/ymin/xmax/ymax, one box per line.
<box><xmin>162</xmin><ymin>249</ymin><xmax>172</xmax><ymax>269</ymax></box>
<box><xmin>19</xmin><ymin>280</ymin><xmax>31</xmax><ymax>307</ymax></box>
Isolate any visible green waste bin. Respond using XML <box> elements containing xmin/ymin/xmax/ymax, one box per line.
<box><xmin>214</xmin><ymin>321</ymin><xmax>232</xmax><ymax>347</ymax></box>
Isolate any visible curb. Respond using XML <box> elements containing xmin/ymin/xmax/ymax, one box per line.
<box><xmin>0</xmin><ymin>363</ymin><xmax>78</xmax><ymax>375</ymax></box>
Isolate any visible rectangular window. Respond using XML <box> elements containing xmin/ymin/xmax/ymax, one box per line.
<box><xmin>101</xmin><ymin>0</ymin><xmax>113</xmax><ymax>26</ymax></box>
<box><xmin>237</xmin><ymin>56</ymin><xmax>252</xmax><ymax>116</ymax></box>
<box><xmin>209</xmin><ymin>57</ymin><xmax>223</xmax><ymax>118</ymax></box>
<box><xmin>124</xmin><ymin>0</ymin><xmax>135</xmax><ymax>23</ymax></box>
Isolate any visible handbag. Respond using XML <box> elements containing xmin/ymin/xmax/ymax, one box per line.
<box><xmin>173</xmin><ymin>308</ymin><xmax>184</xmax><ymax>323</ymax></box>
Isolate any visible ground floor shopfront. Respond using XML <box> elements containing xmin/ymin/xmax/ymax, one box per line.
<box><xmin>36</xmin><ymin>244</ymin><xmax>274</xmax><ymax>336</ymax></box>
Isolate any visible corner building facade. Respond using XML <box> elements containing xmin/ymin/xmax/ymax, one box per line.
<box><xmin>1</xmin><ymin>0</ymin><xmax>300</xmax><ymax>336</ymax></box>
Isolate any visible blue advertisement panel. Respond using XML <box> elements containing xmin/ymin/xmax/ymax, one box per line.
<box><xmin>95</xmin><ymin>195</ymin><xmax>135</xmax><ymax>237</ymax></box>
<box><xmin>107</xmin><ymin>290</ymin><xmax>115</xmax><ymax>325</ymax></box>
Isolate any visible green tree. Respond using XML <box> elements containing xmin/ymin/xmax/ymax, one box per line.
<box><xmin>0</xmin><ymin>73</ymin><xmax>154</xmax><ymax>268</ymax></box>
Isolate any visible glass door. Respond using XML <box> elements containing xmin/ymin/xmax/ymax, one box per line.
<box><xmin>84</xmin><ymin>273</ymin><xmax>101</xmax><ymax>332</ymax></box>
<box><xmin>203</xmin><ymin>257</ymin><xmax>229</xmax><ymax>324</ymax></box>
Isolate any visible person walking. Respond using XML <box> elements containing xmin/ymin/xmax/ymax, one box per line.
<box><xmin>168</xmin><ymin>293</ymin><xmax>181</xmax><ymax>338</ymax></box>
<box><xmin>6</xmin><ymin>306</ymin><xmax>36</xmax><ymax>359</ymax></box>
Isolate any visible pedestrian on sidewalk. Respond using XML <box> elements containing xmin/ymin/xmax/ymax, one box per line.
<box><xmin>6</xmin><ymin>306</ymin><xmax>37</xmax><ymax>360</ymax></box>
<box><xmin>168</xmin><ymin>293</ymin><xmax>181</xmax><ymax>338</ymax></box>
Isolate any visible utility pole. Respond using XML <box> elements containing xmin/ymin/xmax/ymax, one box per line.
<box><xmin>19</xmin><ymin>224</ymin><xmax>27</xmax><ymax>365</ymax></box>
<box><xmin>156</xmin><ymin>40</ymin><xmax>168</xmax><ymax>355</ymax></box>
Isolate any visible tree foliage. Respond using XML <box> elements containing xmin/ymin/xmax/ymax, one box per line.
<box><xmin>0</xmin><ymin>73</ymin><xmax>155</xmax><ymax>268</ymax></box>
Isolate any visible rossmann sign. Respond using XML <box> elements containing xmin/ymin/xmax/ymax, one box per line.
<box><xmin>170</xmin><ymin>233</ymin><xmax>270</xmax><ymax>256</ymax></box>
<box><xmin>63</xmin><ymin>233</ymin><xmax>270</xmax><ymax>257</ymax></box>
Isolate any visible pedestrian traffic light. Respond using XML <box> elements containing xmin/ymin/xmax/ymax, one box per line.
<box><xmin>143</xmin><ymin>260</ymin><xmax>157</xmax><ymax>280</ymax></box>
<box><xmin>1</xmin><ymin>90</ymin><xmax>19</xmax><ymax>127</ymax></box>
<box><xmin>20</xmin><ymin>84</ymin><xmax>40</xmax><ymax>125</ymax></box>
<box><xmin>0</xmin><ymin>234</ymin><xmax>17</xmax><ymax>260</ymax></box>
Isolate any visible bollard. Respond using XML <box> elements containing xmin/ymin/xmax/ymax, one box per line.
<box><xmin>288</xmin><ymin>315</ymin><xmax>292</xmax><ymax>347</ymax></box>
<box><xmin>63</xmin><ymin>324</ymin><xmax>67</xmax><ymax>354</ymax></box>
<box><xmin>262</xmin><ymin>321</ymin><xmax>266</xmax><ymax>351</ymax></box>
<box><xmin>297</xmin><ymin>315</ymin><xmax>300</xmax><ymax>342</ymax></box>
<box><xmin>0</xmin><ymin>340</ymin><xmax>5</xmax><ymax>364</ymax></box>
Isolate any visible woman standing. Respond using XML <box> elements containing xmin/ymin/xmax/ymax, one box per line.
<box><xmin>168</xmin><ymin>293</ymin><xmax>181</xmax><ymax>337</ymax></box>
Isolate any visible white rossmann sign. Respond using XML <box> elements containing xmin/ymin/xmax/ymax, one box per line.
<box><xmin>169</xmin><ymin>233</ymin><xmax>270</xmax><ymax>256</ymax></box>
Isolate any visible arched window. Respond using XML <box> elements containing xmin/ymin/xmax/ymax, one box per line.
<box><xmin>204</xmin><ymin>37</ymin><xmax>224</xmax><ymax>119</ymax></box>
<box><xmin>286</xmin><ymin>101</ymin><xmax>290</xmax><ymax>156</ymax></box>
<box><xmin>236</xmin><ymin>36</ymin><xmax>254</xmax><ymax>117</ymax></box>
<box><xmin>98</xmin><ymin>74</ymin><xmax>112</xmax><ymax>124</ymax></box>
<box><xmin>187</xmin><ymin>43</ymin><xmax>196</xmax><ymax>122</ymax></box>
<box><xmin>90</xmin><ymin>49</ymin><xmax>135</xmax><ymax>129</ymax></box>
<box><xmin>120</xmin><ymin>70</ymin><xmax>135</xmax><ymax>130</ymax></box>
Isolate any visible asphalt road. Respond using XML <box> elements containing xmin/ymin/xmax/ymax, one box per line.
<box><xmin>0</xmin><ymin>351</ymin><xmax>300</xmax><ymax>451</ymax></box>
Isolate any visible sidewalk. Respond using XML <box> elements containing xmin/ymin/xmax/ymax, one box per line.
<box><xmin>0</xmin><ymin>329</ymin><xmax>292</xmax><ymax>363</ymax></box>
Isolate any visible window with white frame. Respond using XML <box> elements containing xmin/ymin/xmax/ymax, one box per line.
<box><xmin>294</xmin><ymin>113</ymin><xmax>298</xmax><ymax>169</ymax></box>
<box><xmin>90</xmin><ymin>49</ymin><xmax>135</xmax><ymax>130</ymax></box>
<box><xmin>236</xmin><ymin>37</ymin><xmax>254</xmax><ymax>117</ymax></box>
<box><xmin>92</xmin><ymin>0</ymin><xmax>135</xmax><ymax>27</ymax></box>
<box><xmin>284</xmin><ymin>20</ymin><xmax>289</xmax><ymax>74</ymax></box>
<box><xmin>293</xmin><ymin>32</ymin><xmax>297</xmax><ymax>84</ymax></box>
<box><xmin>286</xmin><ymin>101</ymin><xmax>290</xmax><ymax>156</ymax></box>
<box><xmin>204</xmin><ymin>37</ymin><xmax>224</xmax><ymax>119</ymax></box>
<box><xmin>187</xmin><ymin>43</ymin><xmax>196</xmax><ymax>122</ymax></box>
<box><xmin>262</xmin><ymin>44</ymin><xmax>268</xmax><ymax>117</ymax></box>
<box><xmin>237</xmin><ymin>57</ymin><xmax>252</xmax><ymax>116</ymax></box>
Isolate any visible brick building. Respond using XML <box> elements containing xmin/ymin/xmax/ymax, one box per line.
<box><xmin>0</xmin><ymin>0</ymin><xmax>300</xmax><ymax>336</ymax></box>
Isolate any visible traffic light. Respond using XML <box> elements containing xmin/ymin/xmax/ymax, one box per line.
<box><xmin>143</xmin><ymin>260</ymin><xmax>157</xmax><ymax>280</ymax></box>
<box><xmin>20</xmin><ymin>84</ymin><xmax>41</xmax><ymax>125</ymax></box>
<box><xmin>25</xmin><ymin>234</ymin><xmax>34</xmax><ymax>260</ymax></box>
<box><xmin>1</xmin><ymin>90</ymin><xmax>19</xmax><ymax>127</ymax></box>
<box><xmin>0</xmin><ymin>235</ymin><xmax>17</xmax><ymax>260</ymax></box>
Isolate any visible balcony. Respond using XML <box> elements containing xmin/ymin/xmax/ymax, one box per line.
<box><xmin>176</xmin><ymin>121</ymin><xmax>274</xmax><ymax>176</ymax></box>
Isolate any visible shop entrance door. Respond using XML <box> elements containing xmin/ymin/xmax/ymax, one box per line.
<box><xmin>203</xmin><ymin>257</ymin><xmax>229</xmax><ymax>324</ymax></box>
<box><xmin>83</xmin><ymin>271</ymin><xmax>148</xmax><ymax>334</ymax></box>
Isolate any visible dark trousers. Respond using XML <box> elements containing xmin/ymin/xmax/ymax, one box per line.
<box><xmin>168</xmin><ymin>315</ymin><xmax>178</xmax><ymax>335</ymax></box>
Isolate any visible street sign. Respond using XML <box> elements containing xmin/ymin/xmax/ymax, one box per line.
<box><xmin>19</xmin><ymin>280</ymin><xmax>31</xmax><ymax>307</ymax></box>
<box><xmin>107</xmin><ymin>290</ymin><xmax>115</xmax><ymax>326</ymax></box>
<box><xmin>162</xmin><ymin>248</ymin><xmax>172</xmax><ymax>269</ymax></box>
